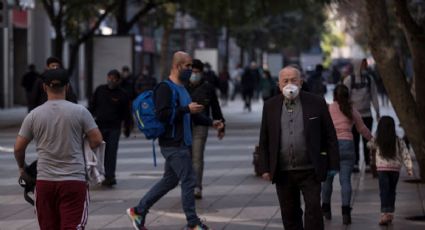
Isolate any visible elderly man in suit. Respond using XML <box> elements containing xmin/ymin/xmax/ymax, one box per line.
<box><xmin>259</xmin><ymin>66</ymin><xmax>339</xmax><ymax>230</ymax></box>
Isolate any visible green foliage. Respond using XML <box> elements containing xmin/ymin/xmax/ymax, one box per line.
<box><xmin>321</xmin><ymin>20</ymin><xmax>344</xmax><ymax>67</ymax></box>
<box><xmin>181</xmin><ymin>0</ymin><xmax>329</xmax><ymax>53</ymax></box>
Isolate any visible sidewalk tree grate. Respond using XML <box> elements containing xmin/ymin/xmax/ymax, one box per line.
<box><xmin>406</xmin><ymin>216</ymin><xmax>425</xmax><ymax>222</ymax></box>
<box><xmin>403</xmin><ymin>179</ymin><xmax>425</xmax><ymax>184</ymax></box>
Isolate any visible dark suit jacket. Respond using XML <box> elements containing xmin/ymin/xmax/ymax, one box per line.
<box><xmin>258</xmin><ymin>91</ymin><xmax>339</xmax><ymax>182</ymax></box>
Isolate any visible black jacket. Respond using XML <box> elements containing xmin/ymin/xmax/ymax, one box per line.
<box><xmin>89</xmin><ymin>85</ymin><xmax>132</xmax><ymax>130</ymax></box>
<box><xmin>21</xmin><ymin>71</ymin><xmax>39</xmax><ymax>93</ymax></box>
<box><xmin>259</xmin><ymin>92</ymin><xmax>339</xmax><ymax>182</ymax></box>
<box><xmin>187</xmin><ymin>79</ymin><xmax>225</xmax><ymax>126</ymax></box>
<box><xmin>241</xmin><ymin>68</ymin><xmax>261</xmax><ymax>91</ymax></box>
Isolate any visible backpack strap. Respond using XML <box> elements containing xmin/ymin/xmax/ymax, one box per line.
<box><xmin>153</xmin><ymin>80</ymin><xmax>178</xmax><ymax>125</ymax></box>
<box><xmin>152</xmin><ymin>139</ymin><xmax>158</xmax><ymax>167</ymax></box>
<box><xmin>163</xmin><ymin>80</ymin><xmax>178</xmax><ymax>138</ymax></box>
<box><xmin>150</xmin><ymin>80</ymin><xmax>178</xmax><ymax>167</ymax></box>
<box><xmin>365</xmin><ymin>73</ymin><xmax>371</xmax><ymax>90</ymax></box>
<box><xmin>163</xmin><ymin>80</ymin><xmax>178</xmax><ymax>124</ymax></box>
<box><xmin>350</xmin><ymin>74</ymin><xmax>355</xmax><ymax>89</ymax></box>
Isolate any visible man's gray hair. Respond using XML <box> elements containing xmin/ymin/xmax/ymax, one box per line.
<box><xmin>279</xmin><ymin>66</ymin><xmax>302</xmax><ymax>79</ymax></box>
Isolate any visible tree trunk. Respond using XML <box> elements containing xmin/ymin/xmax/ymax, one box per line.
<box><xmin>365</xmin><ymin>0</ymin><xmax>425</xmax><ymax>181</ymax></box>
<box><xmin>224</xmin><ymin>27</ymin><xmax>230</xmax><ymax>69</ymax></box>
<box><xmin>116</xmin><ymin>0</ymin><xmax>128</xmax><ymax>35</ymax></box>
<box><xmin>67</xmin><ymin>43</ymin><xmax>80</xmax><ymax>98</ymax></box>
<box><xmin>401</xmin><ymin>22</ymin><xmax>425</xmax><ymax>182</ymax></box>
<box><xmin>67</xmin><ymin>43</ymin><xmax>79</xmax><ymax>79</ymax></box>
<box><xmin>394</xmin><ymin>0</ymin><xmax>425</xmax><ymax>181</ymax></box>
<box><xmin>159</xmin><ymin>16</ymin><xmax>174</xmax><ymax>81</ymax></box>
<box><xmin>53</xmin><ymin>25</ymin><xmax>64</xmax><ymax>59</ymax></box>
<box><xmin>159</xmin><ymin>26</ymin><xmax>171</xmax><ymax>80</ymax></box>
<box><xmin>240</xmin><ymin>46</ymin><xmax>245</xmax><ymax>66</ymax></box>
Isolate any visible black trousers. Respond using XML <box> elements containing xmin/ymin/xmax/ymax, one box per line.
<box><xmin>275</xmin><ymin>170</ymin><xmax>323</xmax><ymax>230</ymax></box>
<box><xmin>100</xmin><ymin>127</ymin><xmax>121</xmax><ymax>179</ymax></box>
<box><xmin>352</xmin><ymin>116</ymin><xmax>373</xmax><ymax>166</ymax></box>
<box><xmin>242</xmin><ymin>88</ymin><xmax>254</xmax><ymax>110</ymax></box>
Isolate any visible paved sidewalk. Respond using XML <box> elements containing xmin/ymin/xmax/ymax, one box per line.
<box><xmin>0</xmin><ymin>106</ymin><xmax>27</xmax><ymax>130</ymax></box>
<box><xmin>1</xmin><ymin>98</ymin><xmax>425</xmax><ymax>229</ymax></box>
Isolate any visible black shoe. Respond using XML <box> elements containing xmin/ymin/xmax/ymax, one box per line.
<box><xmin>194</xmin><ymin>187</ymin><xmax>202</xmax><ymax>199</ymax></box>
<box><xmin>322</xmin><ymin>203</ymin><xmax>332</xmax><ymax>220</ymax></box>
<box><xmin>342</xmin><ymin>206</ymin><xmax>352</xmax><ymax>225</ymax></box>
<box><xmin>102</xmin><ymin>178</ymin><xmax>117</xmax><ymax>187</ymax></box>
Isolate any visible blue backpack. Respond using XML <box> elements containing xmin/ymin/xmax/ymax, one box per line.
<box><xmin>132</xmin><ymin>80</ymin><xmax>177</xmax><ymax>166</ymax></box>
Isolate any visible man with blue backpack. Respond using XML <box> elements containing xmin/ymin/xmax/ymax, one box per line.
<box><xmin>127</xmin><ymin>51</ymin><xmax>223</xmax><ymax>230</ymax></box>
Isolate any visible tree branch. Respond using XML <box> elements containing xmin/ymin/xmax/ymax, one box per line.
<box><xmin>394</xmin><ymin>0</ymin><xmax>425</xmax><ymax>41</ymax></box>
<box><xmin>125</xmin><ymin>0</ymin><xmax>160</xmax><ymax>33</ymax></box>
<box><xmin>41</xmin><ymin>0</ymin><xmax>55</xmax><ymax>24</ymax></box>
<box><xmin>76</xmin><ymin>3</ymin><xmax>117</xmax><ymax>46</ymax></box>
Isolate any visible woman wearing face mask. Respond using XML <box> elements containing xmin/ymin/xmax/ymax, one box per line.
<box><xmin>186</xmin><ymin>59</ymin><xmax>225</xmax><ymax>199</ymax></box>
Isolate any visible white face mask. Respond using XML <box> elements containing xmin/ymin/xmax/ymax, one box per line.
<box><xmin>189</xmin><ymin>73</ymin><xmax>201</xmax><ymax>84</ymax></box>
<box><xmin>282</xmin><ymin>83</ymin><xmax>300</xmax><ymax>100</ymax></box>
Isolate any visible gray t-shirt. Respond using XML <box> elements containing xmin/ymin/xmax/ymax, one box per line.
<box><xmin>19</xmin><ymin>100</ymin><xmax>98</xmax><ymax>181</ymax></box>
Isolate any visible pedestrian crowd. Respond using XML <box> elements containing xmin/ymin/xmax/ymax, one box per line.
<box><xmin>14</xmin><ymin>53</ymin><xmax>414</xmax><ymax>230</ymax></box>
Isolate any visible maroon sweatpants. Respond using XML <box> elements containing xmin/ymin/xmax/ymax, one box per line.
<box><xmin>35</xmin><ymin>180</ymin><xmax>89</xmax><ymax>230</ymax></box>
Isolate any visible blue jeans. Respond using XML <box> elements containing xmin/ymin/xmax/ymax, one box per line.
<box><xmin>322</xmin><ymin>140</ymin><xmax>355</xmax><ymax>206</ymax></box>
<box><xmin>136</xmin><ymin>146</ymin><xmax>200</xmax><ymax>226</ymax></box>
<box><xmin>378</xmin><ymin>171</ymin><xmax>399</xmax><ymax>213</ymax></box>
<box><xmin>100</xmin><ymin>128</ymin><xmax>121</xmax><ymax>180</ymax></box>
<box><xmin>191</xmin><ymin>125</ymin><xmax>209</xmax><ymax>189</ymax></box>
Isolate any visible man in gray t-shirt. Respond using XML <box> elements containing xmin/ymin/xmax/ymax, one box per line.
<box><xmin>14</xmin><ymin>69</ymin><xmax>103</xmax><ymax>229</ymax></box>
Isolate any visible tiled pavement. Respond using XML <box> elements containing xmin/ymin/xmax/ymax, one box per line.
<box><xmin>1</xmin><ymin>98</ymin><xmax>425</xmax><ymax>230</ymax></box>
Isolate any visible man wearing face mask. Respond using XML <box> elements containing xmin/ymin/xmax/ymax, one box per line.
<box><xmin>186</xmin><ymin>59</ymin><xmax>225</xmax><ymax>199</ymax></box>
<box><xmin>127</xmin><ymin>52</ymin><xmax>223</xmax><ymax>230</ymax></box>
<box><xmin>259</xmin><ymin>66</ymin><xmax>339</xmax><ymax>230</ymax></box>
<box><xmin>89</xmin><ymin>69</ymin><xmax>133</xmax><ymax>187</ymax></box>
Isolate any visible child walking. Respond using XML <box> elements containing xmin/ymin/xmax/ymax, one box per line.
<box><xmin>368</xmin><ymin>116</ymin><xmax>413</xmax><ymax>225</ymax></box>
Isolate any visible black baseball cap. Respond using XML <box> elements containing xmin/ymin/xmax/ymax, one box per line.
<box><xmin>43</xmin><ymin>69</ymin><xmax>69</xmax><ymax>87</ymax></box>
<box><xmin>46</xmin><ymin>56</ymin><xmax>62</xmax><ymax>67</ymax></box>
